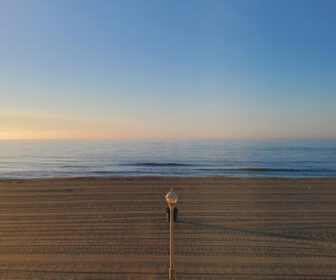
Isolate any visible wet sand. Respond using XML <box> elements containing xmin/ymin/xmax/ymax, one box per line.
<box><xmin>0</xmin><ymin>176</ymin><xmax>335</xmax><ymax>279</ymax></box>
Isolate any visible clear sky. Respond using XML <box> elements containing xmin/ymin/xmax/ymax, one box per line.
<box><xmin>0</xmin><ymin>0</ymin><xmax>335</xmax><ymax>139</ymax></box>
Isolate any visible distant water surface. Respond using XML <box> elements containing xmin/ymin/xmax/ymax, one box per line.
<box><xmin>0</xmin><ymin>139</ymin><xmax>335</xmax><ymax>178</ymax></box>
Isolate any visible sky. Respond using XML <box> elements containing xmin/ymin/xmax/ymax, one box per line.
<box><xmin>0</xmin><ymin>0</ymin><xmax>335</xmax><ymax>139</ymax></box>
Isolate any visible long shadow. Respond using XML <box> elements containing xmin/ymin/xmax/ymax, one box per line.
<box><xmin>178</xmin><ymin>219</ymin><xmax>336</xmax><ymax>245</ymax></box>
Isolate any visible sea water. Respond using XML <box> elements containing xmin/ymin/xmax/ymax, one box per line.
<box><xmin>0</xmin><ymin>139</ymin><xmax>335</xmax><ymax>178</ymax></box>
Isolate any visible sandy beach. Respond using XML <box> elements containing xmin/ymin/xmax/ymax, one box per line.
<box><xmin>0</xmin><ymin>176</ymin><xmax>335</xmax><ymax>279</ymax></box>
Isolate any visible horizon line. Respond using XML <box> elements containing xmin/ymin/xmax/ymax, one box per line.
<box><xmin>1</xmin><ymin>137</ymin><xmax>335</xmax><ymax>141</ymax></box>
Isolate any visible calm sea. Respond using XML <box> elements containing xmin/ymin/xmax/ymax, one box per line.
<box><xmin>0</xmin><ymin>139</ymin><xmax>335</xmax><ymax>178</ymax></box>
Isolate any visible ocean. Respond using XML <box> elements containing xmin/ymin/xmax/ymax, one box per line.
<box><xmin>0</xmin><ymin>139</ymin><xmax>335</xmax><ymax>178</ymax></box>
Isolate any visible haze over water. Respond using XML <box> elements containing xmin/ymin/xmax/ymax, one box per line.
<box><xmin>0</xmin><ymin>139</ymin><xmax>335</xmax><ymax>178</ymax></box>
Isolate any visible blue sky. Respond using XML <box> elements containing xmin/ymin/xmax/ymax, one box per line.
<box><xmin>0</xmin><ymin>0</ymin><xmax>335</xmax><ymax>139</ymax></box>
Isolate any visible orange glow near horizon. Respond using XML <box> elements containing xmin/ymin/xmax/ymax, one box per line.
<box><xmin>1</xmin><ymin>109</ymin><xmax>336</xmax><ymax>140</ymax></box>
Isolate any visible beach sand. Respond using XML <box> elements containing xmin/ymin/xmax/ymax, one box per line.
<box><xmin>0</xmin><ymin>176</ymin><xmax>335</xmax><ymax>279</ymax></box>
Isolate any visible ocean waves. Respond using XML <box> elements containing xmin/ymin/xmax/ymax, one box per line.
<box><xmin>0</xmin><ymin>139</ymin><xmax>335</xmax><ymax>178</ymax></box>
<box><xmin>121</xmin><ymin>162</ymin><xmax>193</xmax><ymax>167</ymax></box>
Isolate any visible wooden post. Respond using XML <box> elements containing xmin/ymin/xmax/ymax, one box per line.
<box><xmin>169</xmin><ymin>205</ymin><xmax>175</xmax><ymax>280</ymax></box>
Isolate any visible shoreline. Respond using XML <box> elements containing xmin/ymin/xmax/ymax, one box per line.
<box><xmin>1</xmin><ymin>175</ymin><xmax>336</xmax><ymax>181</ymax></box>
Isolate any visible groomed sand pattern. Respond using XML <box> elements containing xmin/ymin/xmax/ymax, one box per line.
<box><xmin>0</xmin><ymin>177</ymin><xmax>336</xmax><ymax>279</ymax></box>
